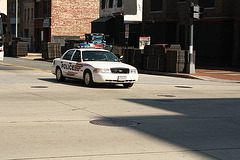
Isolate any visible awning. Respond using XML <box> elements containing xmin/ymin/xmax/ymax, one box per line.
<box><xmin>91</xmin><ymin>17</ymin><xmax>113</xmax><ymax>23</ymax></box>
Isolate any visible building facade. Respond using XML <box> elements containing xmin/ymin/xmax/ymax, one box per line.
<box><xmin>35</xmin><ymin>0</ymin><xmax>100</xmax><ymax>51</ymax></box>
<box><xmin>7</xmin><ymin>0</ymin><xmax>24</xmax><ymax>37</ymax></box>
<box><xmin>7</xmin><ymin>0</ymin><xmax>100</xmax><ymax>52</ymax></box>
<box><xmin>143</xmin><ymin>0</ymin><xmax>240</xmax><ymax>67</ymax></box>
<box><xmin>92</xmin><ymin>0</ymin><xmax>143</xmax><ymax>47</ymax></box>
<box><xmin>95</xmin><ymin>0</ymin><xmax>240</xmax><ymax>67</ymax></box>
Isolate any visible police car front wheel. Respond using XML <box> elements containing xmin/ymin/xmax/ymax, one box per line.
<box><xmin>56</xmin><ymin>67</ymin><xmax>65</xmax><ymax>82</ymax></box>
<box><xmin>84</xmin><ymin>71</ymin><xmax>94</xmax><ymax>87</ymax></box>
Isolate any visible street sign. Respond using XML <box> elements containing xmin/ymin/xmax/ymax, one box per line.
<box><xmin>139</xmin><ymin>37</ymin><xmax>150</xmax><ymax>49</ymax></box>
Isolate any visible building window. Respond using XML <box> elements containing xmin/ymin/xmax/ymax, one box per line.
<box><xmin>28</xmin><ymin>9</ymin><xmax>30</xmax><ymax>20</ymax></box>
<box><xmin>199</xmin><ymin>0</ymin><xmax>215</xmax><ymax>8</ymax></box>
<box><xmin>151</xmin><ymin>0</ymin><xmax>163</xmax><ymax>11</ymax></box>
<box><xmin>31</xmin><ymin>8</ymin><xmax>33</xmax><ymax>20</ymax></box>
<box><xmin>35</xmin><ymin>1</ymin><xmax>41</xmax><ymax>18</ymax></box>
<box><xmin>102</xmin><ymin>0</ymin><xmax>106</xmax><ymax>9</ymax></box>
<box><xmin>117</xmin><ymin>0</ymin><xmax>122</xmax><ymax>7</ymax></box>
<box><xmin>12</xmin><ymin>2</ymin><xmax>15</xmax><ymax>14</ymax></box>
<box><xmin>25</xmin><ymin>9</ymin><xmax>26</xmax><ymax>21</ymax></box>
<box><xmin>109</xmin><ymin>0</ymin><xmax>113</xmax><ymax>8</ymax></box>
<box><xmin>44</xmin><ymin>0</ymin><xmax>51</xmax><ymax>17</ymax></box>
<box><xmin>19</xmin><ymin>0</ymin><xmax>22</xmax><ymax>13</ymax></box>
<box><xmin>24</xmin><ymin>29</ymin><xmax>29</xmax><ymax>38</ymax></box>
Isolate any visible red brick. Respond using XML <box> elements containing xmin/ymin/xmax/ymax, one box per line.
<box><xmin>51</xmin><ymin>0</ymin><xmax>100</xmax><ymax>37</ymax></box>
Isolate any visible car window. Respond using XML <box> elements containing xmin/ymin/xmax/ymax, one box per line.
<box><xmin>82</xmin><ymin>51</ymin><xmax>119</xmax><ymax>62</ymax></box>
<box><xmin>62</xmin><ymin>50</ymin><xmax>75</xmax><ymax>60</ymax></box>
<box><xmin>72</xmin><ymin>50</ymin><xmax>81</xmax><ymax>62</ymax></box>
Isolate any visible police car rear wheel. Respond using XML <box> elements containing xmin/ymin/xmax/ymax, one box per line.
<box><xmin>56</xmin><ymin>67</ymin><xmax>65</xmax><ymax>82</ymax></box>
<box><xmin>84</xmin><ymin>71</ymin><xmax>94</xmax><ymax>87</ymax></box>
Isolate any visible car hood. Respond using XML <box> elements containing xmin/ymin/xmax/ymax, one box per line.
<box><xmin>84</xmin><ymin>61</ymin><xmax>136</xmax><ymax>69</ymax></box>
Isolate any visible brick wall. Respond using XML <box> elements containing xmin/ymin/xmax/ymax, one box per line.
<box><xmin>51</xmin><ymin>0</ymin><xmax>100</xmax><ymax>37</ymax></box>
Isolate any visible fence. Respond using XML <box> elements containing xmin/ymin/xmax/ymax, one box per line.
<box><xmin>122</xmin><ymin>44</ymin><xmax>195</xmax><ymax>73</ymax></box>
<box><xmin>42</xmin><ymin>43</ymin><xmax>61</xmax><ymax>59</ymax></box>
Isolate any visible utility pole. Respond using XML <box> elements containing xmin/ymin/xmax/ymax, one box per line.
<box><xmin>188</xmin><ymin>0</ymin><xmax>195</xmax><ymax>74</ymax></box>
<box><xmin>16</xmin><ymin>0</ymin><xmax>18</xmax><ymax>37</ymax></box>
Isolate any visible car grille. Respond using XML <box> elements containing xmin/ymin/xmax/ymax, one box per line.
<box><xmin>111</xmin><ymin>68</ymin><xmax>129</xmax><ymax>74</ymax></box>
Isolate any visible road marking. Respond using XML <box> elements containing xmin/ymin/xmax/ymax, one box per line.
<box><xmin>0</xmin><ymin>62</ymin><xmax>51</xmax><ymax>73</ymax></box>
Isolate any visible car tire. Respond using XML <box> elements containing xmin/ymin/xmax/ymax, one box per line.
<box><xmin>56</xmin><ymin>67</ymin><xmax>65</xmax><ymax>82</ymax></box>
<box><xmin>123</xmin><ymin>83</ymin><xmax>134</xmax><ymax>88</ymax></box>
<box><xmin>84</xmin><ymin>71</ymin><xmax>94</xmax><ymax>87</ymax></box>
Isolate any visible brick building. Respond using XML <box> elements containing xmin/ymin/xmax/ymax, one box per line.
<box><xmin>35</xmin><ymin>0</ymin><xmax>99</xmax><ymax>51</ymax></box>
<box><xmin>7</xmin><ymin>0</ymin><xmax>99</xmax><ymax>52</ymax></box>
<box><xmin>23</xmin><ymin>0</ymin><xmax>34</xmax><ymax>50</ymax></box>
<box><xmin>143</xmin><ymin>0</ymin><xmax>240</xmax><ymax>67</ymax></box>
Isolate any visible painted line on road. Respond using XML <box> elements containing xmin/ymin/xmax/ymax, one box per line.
<box><xmin>0</xmin><ymin>62</ymin><xmax>51</xmax><ymax>73</ymax></box>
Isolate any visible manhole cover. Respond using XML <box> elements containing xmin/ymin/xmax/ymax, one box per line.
<box><xmin>31</xmin><ymin>86</ymin><xmax>49</xmax><ymax>88</ymax></box>
<box><xmin>175</xmin><ymin>86</ymin><xmax>193</xmax><ymax>88</ymax></box>
<box><xmin>90</xmin><ymin>119</ymin><xmax>139</xmax><ymax>127</ymax></box>
<box><xmin>158</xmin><ymin>95</ymin><xmax>176</xmax><ymax>97</ymax></box>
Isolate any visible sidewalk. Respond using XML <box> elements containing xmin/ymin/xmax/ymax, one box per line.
<box><xmin>192</xmin><ymin>68</ymin><xmax>240</xmax><ymax>83</ymax></box>
<box><xmin>140</xmin><ymin>68</ymin><xmax>240</xmax><ymax>83</ymax></box>
<box><xmin>18</xmin><ymin>53</ymin><xmax>42</xmax><ymax>60</ymax></box>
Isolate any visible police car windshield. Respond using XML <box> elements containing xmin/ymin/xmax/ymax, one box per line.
<box><xmin>82</xmin><ymin>51</ymin><xmax>119</xmax><ymax>62</ymax></box>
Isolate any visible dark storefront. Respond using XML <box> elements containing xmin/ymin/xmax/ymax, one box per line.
<box><xmin>143</xmin><ymin>21</ymin><xmax>177</xmax><ymax>45</ymax></box>
<box><xmin>194</xmin><ymin>19</ymin><xmax>235</xmax><ymax>67</ymax></box>
<box><xmin>92</xmin><ymin>15</ymin><xmax>142</xmax><ymax>48</ymax></box>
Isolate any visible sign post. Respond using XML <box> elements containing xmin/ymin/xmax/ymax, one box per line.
<box><xmin>125</xmin><ymin>24</ymin><xmax>129</xmax><ymax>39</ymax></box>
<box><xmin>188</xmin><ymin>0</ymin><xmax>195</xmax><ymax>74</ymax></box>
<box><xmin>16</xmin><ymin>0</ymin><xmax>18</xmax><ymax>37</ymax></box>
<box><xmin>125</xmin><ymin>24</ymin><xmax>129</xmax><ymax>50</ymax></box>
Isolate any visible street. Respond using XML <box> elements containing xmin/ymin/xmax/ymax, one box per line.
<box><xmin>0</xmin><ymin>57</ymin><xmax>240</xmax><ymax>160</ymax></box>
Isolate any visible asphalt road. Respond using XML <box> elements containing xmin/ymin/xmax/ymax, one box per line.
<box><xmin>0</xmin><ymin>57</ymin><xmax>240</xmax><ymax>160</ymax></box>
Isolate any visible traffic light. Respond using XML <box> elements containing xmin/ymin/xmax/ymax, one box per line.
<box><xmin>190</xmin><ymin>5</ymin><xmax>204</xmax><ymax>19</ymax></box>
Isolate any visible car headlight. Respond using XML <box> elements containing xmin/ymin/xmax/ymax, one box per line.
<box><xmin>130</xmin><ymin>69</ymin><xmax>137</xmax><ymax>74</ymax></box>
<box><xmin>93</xmin><ymin>68</ymin><xmax>111</xmax><ymax>73</ymax></box>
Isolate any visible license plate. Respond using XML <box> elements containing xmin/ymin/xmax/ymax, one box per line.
<box><xmin>118</xmin><ymin>76</ymin><xmax>127</xmax><ymax>81</ymax></box>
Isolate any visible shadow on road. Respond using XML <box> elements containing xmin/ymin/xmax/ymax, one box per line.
<box><xmin>38</xmin><ymin>78</ymin><xmax>128</xmax><ymax>89</ymax></box>
<box><xmin>100</xmin><ymin>98</ymin><xmax>240</xmax><ymax>160</ymax></box>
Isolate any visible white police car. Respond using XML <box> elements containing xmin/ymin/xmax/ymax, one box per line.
<box><xmin>51</xmin><ymin>48</ymin><xmax>138</xmax><ymax>88</ymax></box>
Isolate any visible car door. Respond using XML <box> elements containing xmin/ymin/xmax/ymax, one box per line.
<box><xmin>71</xmin><ymin>50</ymin><xmax>83</xmax><ymax>78</ymax></box>
<box><xmin>61</xmin><ymin>49</ymin><xmax>75</xmax><ymax>77</ymax></box>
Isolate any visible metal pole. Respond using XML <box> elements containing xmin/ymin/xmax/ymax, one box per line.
<box><xmin>188</xmin><ymin>0</ymin><xmax>195</xmax><ymax>74</ymax></box>
<box><xmin>16</xmin><ymin>0</ymin><xmax>18</xmax><ymax>37</ymax></box>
